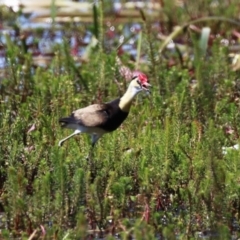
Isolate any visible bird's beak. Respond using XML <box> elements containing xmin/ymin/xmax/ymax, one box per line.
<box><xmin>142</xmin><ymin>82</ymin><xmax>151</xmax><ymax>92</ymax></box>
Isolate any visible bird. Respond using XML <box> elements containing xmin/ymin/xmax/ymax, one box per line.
<box><xmin>58</xmin><ymin>71</ymin><xmax>151</xmax><ymax>147</ymax></box>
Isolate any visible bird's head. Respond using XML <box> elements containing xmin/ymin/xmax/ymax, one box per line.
<box><xmin>130</xmin><ymin>71</ymin><xmax>151</xmax><ymax>93</ymax></box>
<box><xmin>120</xmin><ymin>71</ymin><xmax>151</xmax><ymax>111</ymax></box>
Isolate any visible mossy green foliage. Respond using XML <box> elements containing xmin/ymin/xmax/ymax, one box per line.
<box><xmin>1</xmin><ymin>1</ymin><xmax>240</xmax><ymax>239</ymax></box>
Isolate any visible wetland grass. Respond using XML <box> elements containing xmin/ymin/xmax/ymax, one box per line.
<box><xmin>1</xmin><ymin>1</ymin><xmax>240</xmax><ymax>239</ymax></box>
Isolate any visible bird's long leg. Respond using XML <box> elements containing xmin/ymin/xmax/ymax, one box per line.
<box><xmin>87</xmin><ymin>133</ymin><xmax>103</xmax><ymax>183</ymax></box>
<box><xmin>58</xmin><ymin>129</ymin><xmax>81</xmax><ymax>147</ymax></box>
<box><xmin>86</xmin><ymin>136</ymin><xmax>96</xmax><ymax>162</ymax></box>
<box><xmin>86</xmin><ymin>133</ymin><xmax>102</xmax><ymax>158</ymax></box>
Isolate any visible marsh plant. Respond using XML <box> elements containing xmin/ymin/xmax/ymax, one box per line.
<box><xmin>1</xmin><ymin>1</ymin><xmax>240</xmax><ymax>239</ymax></box>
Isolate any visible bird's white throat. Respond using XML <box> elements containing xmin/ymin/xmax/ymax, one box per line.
<box><xmin>119</xmin><ymin>84</ymin><xmax>142</xmax><ymax>112</ymax></box>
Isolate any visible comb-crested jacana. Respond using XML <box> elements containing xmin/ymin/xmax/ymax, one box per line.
<box><xmin>58</xmin><ymin>72</ymin><xmax>151</xmax><ymax>147</ymax></box>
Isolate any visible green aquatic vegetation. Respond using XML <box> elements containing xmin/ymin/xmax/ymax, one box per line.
<box><xmin>1</xmin><ymin>1</ymin><xmax>240</xmax><ymax>239</ymax></box>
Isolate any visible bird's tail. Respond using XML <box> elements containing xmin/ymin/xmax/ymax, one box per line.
<box><xmin>59</xmin><ymin>117</ymin><xmax>77</xmax><ymax>127</ymax></box>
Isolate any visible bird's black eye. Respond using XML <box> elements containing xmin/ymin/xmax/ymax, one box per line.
<box><xmin>132</xmin><ymin>76</ymin><xmax>142</xmax><ymax>87</ymax></box>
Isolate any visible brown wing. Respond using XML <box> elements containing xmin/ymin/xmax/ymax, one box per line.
<box><xmin>72</xmin><ymin>103</ymin><xmax>109</xmax><ymax>127</ymax></box>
